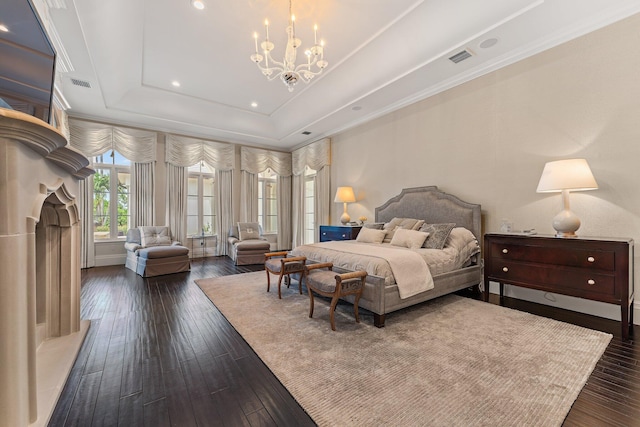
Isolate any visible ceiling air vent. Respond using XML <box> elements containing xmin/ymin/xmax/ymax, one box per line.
<box><xmin>70</xmin><ymin>78</ymin><xmax>91</xmax><ymax>88</ymax></box>
<box><xmin>301</xmin><ymin>131</ymin><xmax>311</xmax><ymax>135</ymax></box>
<box><xmin>448</xmin><ymin>49</ymin><xmax>473</xmax><ymax>64</ymax></box>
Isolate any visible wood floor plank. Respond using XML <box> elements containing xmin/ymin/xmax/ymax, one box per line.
<box><xmin>63</xmin><ymin>371</ymin><xmax>102</xmax><ymax>427</ymax></box>
<box><xmin>117</xmin><ymin>392</ymin><xmax>144</xmax><ymax>427</ymax></box>
<box><xmin>49</xmin><ymin>257</ymin><xmax>640</xmax><ymax>427</ymax></box>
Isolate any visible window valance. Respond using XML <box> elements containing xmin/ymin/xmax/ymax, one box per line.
<box><xmin>165</xmin><ymin>134</ymin><xmax>235</xmax><ymax>170</ymax></box>
<box><xmin>292</xmin><ymin>138</ymin><xmax>331</xmax><ymax>175</ymax></box>
<box><xmin>68</xmin><ymin>118</ymin><xmax>157</xmax><ymax>163</ymax></box>
<box><xmin>241</xmin><ymin>146</ymin><xmax>292</xmax><ymax>176</ymax></box>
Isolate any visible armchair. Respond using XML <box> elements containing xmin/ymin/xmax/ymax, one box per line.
<box><xmin>227</xmin><ymin>222</ymin><xmax>272</xmax><ymax>265</ymax></box>
<box><xmin>124</xmin><ymin>226</ymin><xmax>190</xmax><ymax>277</ymax></box>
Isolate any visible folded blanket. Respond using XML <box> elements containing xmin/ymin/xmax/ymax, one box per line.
<box><xmin>319</xmin><ymin>241</ymin><xmax>434</xmax><ymax>298</ymax></box>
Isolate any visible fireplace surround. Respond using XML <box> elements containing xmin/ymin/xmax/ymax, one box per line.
<box><xmin>0</xmin><ymin>109</ymin><xmax>92</xmax><ymax>426</ymax></box>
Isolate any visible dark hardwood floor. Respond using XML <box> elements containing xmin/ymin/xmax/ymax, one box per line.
<box><xmin>49</xmin><ymin>257</ymin><xmax>640</xmax><ymax>426</ymax></box>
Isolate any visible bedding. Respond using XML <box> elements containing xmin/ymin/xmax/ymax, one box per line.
<box><xmin>293</xmin><ymin>186</ymin><xmax>482</xmax><ymax>327</ymax></box>
<box><xmin>315</xmin><ymin>241</ymin><xmax>434</xmax><ymax>298</ymax></box>
<box><xmin>292</xmin><ymin>227</ymin><xmax>479</xmax><ymax>285</ymax></box>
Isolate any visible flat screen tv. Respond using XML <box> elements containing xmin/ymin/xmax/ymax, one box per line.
<box><xmin>0</xmin><ymin>0</ymin><xmax>56</xmax><ymax>124</ymax></box>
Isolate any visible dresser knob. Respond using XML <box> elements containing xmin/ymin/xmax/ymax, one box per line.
<box><xmin>322</xmin><ymin>232</ymin><xmax>326</xmax><ymax>236</ymax></box>
<box><xmin>502</xmin><ymin>248</ymin><xmax>508</xmax><ymax>254</ymax></box>
<box><xmin>587</xmin><ymin>256</ymin><xmax>595</xmax><ymax>263</ymax></box>
<box><xmin>502</xmin><ymin>267</ymin><xmax>509</xmax><ymax>273</ymax></box>
<box><xmin>342</xmin><ymin>234</ymin><xmax>346</xmax><ymax>238</ymax></box>
<box><xmin>587</xmin><ymin>279</ymin><xmax>595</xmax><ymax>285</ymax></box>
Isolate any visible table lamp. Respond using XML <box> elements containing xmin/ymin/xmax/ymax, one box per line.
<box><xmin>334</xmin><ymin>186</ymin><xmax>356</xmax><ymax>225</ymax></box>
<box><xmin>536</xmin><ymin>158</ymin><xmax>598</xmax><ymax>237</ymax></box>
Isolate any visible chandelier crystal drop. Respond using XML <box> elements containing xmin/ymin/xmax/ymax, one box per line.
<box><xmin>251</xmin><ymin>0</ymin><xmax>328</xmax><ymax>92</ymax></box>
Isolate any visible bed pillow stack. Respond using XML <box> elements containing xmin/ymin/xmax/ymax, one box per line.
<box><xmin>382</xmin><ymin>218</ymin><xmax>425</xmax><ymax>243</ymax></box>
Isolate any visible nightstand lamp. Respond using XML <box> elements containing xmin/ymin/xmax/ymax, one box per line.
<box><xmin>334</xmin><ymin>186</ymin><xmax>356</xmax><ymax>225</ymax></box>
<box><xmin>536</xmin><ymin>158</ymin><xmax>598</xmax><ymax>237</ymax></box>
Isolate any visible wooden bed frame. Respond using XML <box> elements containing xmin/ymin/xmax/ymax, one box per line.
<box><xmin>325</xmin><ymin>186</ymin><xmax>482</xmax><ymax>327</ymax></box>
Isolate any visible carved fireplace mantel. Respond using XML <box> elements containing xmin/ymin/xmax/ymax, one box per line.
<box><xmin>0</xmin><ymin>108</ymin><xmax>93</xmax><ymax>427</ymax></box>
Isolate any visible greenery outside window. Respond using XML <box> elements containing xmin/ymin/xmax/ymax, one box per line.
<box><xmin>187</xmin><ymin>162</ymin><xmax>216</xmax><ymax>237</ymax></box>
<box><xmin>304</xmin><ymin>166</ymin><xmax>316</xmax><ymax>244</ymax></box>
<box><xmin>92</xmin><ymin>150</ymin><xmax>131</xmax><ymax>240</ymax></box>
<box><xmin>258</xmin><ymin>169</ymin><xmax>277</xmax><ymax>233</ymax></box>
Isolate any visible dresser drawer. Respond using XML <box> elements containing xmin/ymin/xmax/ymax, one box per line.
<box><xmin>319</xmin><ymin>226</ymin><xmax>362</xmax><ymax>242</ymax></box>
<box><xmin>488</xmin><ymin>259</ymin><xmax>616</xmax><ymax>297</ymax></box>
<box><xmin>321</xmin><ymin>229</ymin><xmax>350</xmax><ymax>241</ymax></box>
<box><xmin>490</xmin><ymin>242</ymin><xmax>615</xmax><ymax>271</ymax></box>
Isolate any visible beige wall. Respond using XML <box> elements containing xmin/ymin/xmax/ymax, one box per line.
<box><xmin>330</xmin><ymin>13</ymin><xmax>640</xmax><ymax>321</ymax></box>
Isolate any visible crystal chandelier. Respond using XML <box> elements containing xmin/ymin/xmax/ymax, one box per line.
<box><xmin>251</xmin><ymin>0</ymin><xmax>328</xmax><ymax>92</ymax></box>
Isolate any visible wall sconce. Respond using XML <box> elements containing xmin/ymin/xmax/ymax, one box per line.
<box><xmin>334</xmin><ymin>186</ymin><xmax>356</xmax><ymax>225</ymax></box>
<box><xmin>536</xmin><ymin>158</ymin><xmax>598</xmax><ymax>237</ymax></box>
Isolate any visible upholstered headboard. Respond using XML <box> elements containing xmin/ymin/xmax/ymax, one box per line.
<box><xmin>375</xmin><ymin>186</ymin><xmax>482</xmax><ymax>242</ymax></box>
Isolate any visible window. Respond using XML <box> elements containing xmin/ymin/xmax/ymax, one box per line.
<box><xmin>187</xmin><ymin>162</ymin><xmax>216</xmax><ymax>236</ymax></box>
<box><xmin>258</xmin><ymin>169</ymin><xmax>277</xmax><ymax>233</ymax></box>
<box><xmin>92</xmin><ymin>150</ymin><xmax>131</xmax><ymax>240</ymax></box>
<box><xmin>304</xmin><ymin>166</ymin><xmax>316</xmax><ymax>244</ymax></box>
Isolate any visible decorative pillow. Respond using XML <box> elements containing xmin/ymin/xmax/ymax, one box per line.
<box><xmin>382</xmin><ymin>218</ymin><xmax>422</xmax><ymax>243</ymax></box>
<box><xmin>356</xmin><ymin>227</ymin><xmax>386</xmax><ymax>244</ymax></box>
<box><xmin>238</xmin><ymin>222</ymin><xmax>261</xmax><ymax>240</ymax></box>
<box><xmin>390</xmin><ymin>228</ymin><xmax>429</xmax><ymax>249</ymax></box>
<box><xmin>138</xmin><ymin>226</ymin><xmax>172</xmax><ymax>247</ymax></box>
<box><xmin>419</xmin><ymin>223</ymin><xmax>457</xmax><ymax>249</ymax></box>
<box><xmin>412</xmin><ymin>220</ymin><xmax>426</xmax><ymax>230</ymax></box>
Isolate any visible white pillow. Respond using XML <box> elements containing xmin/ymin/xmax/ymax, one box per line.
<box><xmin>356</xmin><ymin>227</ymin><xmax>386</xmax><ymax>244</ymax></box>
<box><xmin>390</xmin><ymin>228</ymin><xmax>429</xmax><ymax>250</ymax></box>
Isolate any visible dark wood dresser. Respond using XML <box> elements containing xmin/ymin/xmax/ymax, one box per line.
<box><xmin>484</xmin><ymin>233</ymin><xmax>634</xmax><ymax>339</ymax></box>
<box><xmin>319</xmin><ymin>225</ymin><xmax>362</xmax><ymax>242</ymax></box>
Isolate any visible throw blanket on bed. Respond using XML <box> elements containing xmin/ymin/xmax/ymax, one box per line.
<box><xmin>319</xmin><ymin>241</ymin><xmax>434</xmax><ymax>299</ymax></box>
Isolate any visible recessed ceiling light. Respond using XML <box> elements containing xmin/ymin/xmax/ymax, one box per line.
<box><xmin>191</xmin><ymin>0</ymin><xmax>205</xmax><ymax>10</ymax></box>
<box><xmin>251</xmin><ymin>102</ymin><xmax>258</xmax><ymax>108</ymax></box>
<box><xmin>0</xmin><ymin>24</ymin><xmax>9</xmax><ymax>33</ymax></box>
<box><xmin>172</xmin><ymin>81</ymin><xmax>181</xmax><ymax>87</ymax></box>
<box><xmin>479</xmin><ymin>38</ymin><xmax>498</xmax><ymax>49</ymax></box>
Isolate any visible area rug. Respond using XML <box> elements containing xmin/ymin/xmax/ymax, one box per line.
<box><xmin>195</xmin><ymin>272</ymin><xmax>612</xmax><ymax>426</ymax></box>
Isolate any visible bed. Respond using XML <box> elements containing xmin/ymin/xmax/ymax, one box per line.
<box><xmin>291</xmin><ymin>186</ymin><xmax>482</xmax><ymax>327</ymax></box>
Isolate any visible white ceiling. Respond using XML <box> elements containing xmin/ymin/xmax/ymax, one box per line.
<box><xmin>33</xmin><ymin>0</ymin><xmax>640</xmax><ymax>150</ymax></box>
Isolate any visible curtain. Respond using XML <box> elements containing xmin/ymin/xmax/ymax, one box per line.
<box><xmin>291</xmin><ymin>139</ymin><xmax>331</xmax><ymax>246</ymax></box>
<box><xmin>78</xmin><ymin>175</ymin><xmax>95</xmax><ymax>268</ymax></box>
<box><xmin>240</xmin><ymin>146</ymin><xmax>292</xmax><ymax>244</ymax></box>
<box><xmin>277</xmin><ymin>175</ymin><xmax>292</xmax><ymax>250</ymax></box>
<box><xmin>291</xmin><ymin>174</ymin><xmax>305</xmax><ymax>248</ymax></box>
<box><xmin>314</xmin><ymin>165</ymin><xmax>331</xmax><ymax>241</ymax></box>
<box><xmin>240</xmin><ymin>170</ymin><xmax>258</xmax><ymax>222</ymax></box>
<box><xmin>165</xmin><ymin>134</ymin><xmax>234</xmax><ymax>247</ymax></box>
<box><xmin>131</xmin><ymin>162</ymin><xmax>155</xmax><ymax>227</ymax></box>
<box><xmin>165</xmin><ymin>134</ymin><xmax>234</xmax><ymax>169</ymax></box>
<box><xmin>241</xmin><ymin>146</ymin><xmax>292</xmax><ymax>176</ymax></box>
<box><xmin>165</xmin><ymin>163</ymin><xmax>187</xmax><ymax>244</ymax></box>
<box><xmin>68</xmin><ymin>119</ymin><xmax>157</xmax><ymax>162</ymax></box>
<box><xmin>215</xmin><ymin>170</ymin><xmax>234</xmax><ymax>255</ymax></box>
<box><xmin>68</xmin><ymin>119</ymin><xmax>158</xmax><ymax>264</ymax></box>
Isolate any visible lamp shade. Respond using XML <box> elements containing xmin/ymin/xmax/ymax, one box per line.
<box><xmin>536</xmin><ymin>159</ymin><xmax>598</xmax><ymax>193</ymax></box>
<box><xmin>334</xmin><ymin>186</ymin><xmax>356</xmax><ymax>203</ymax></box>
